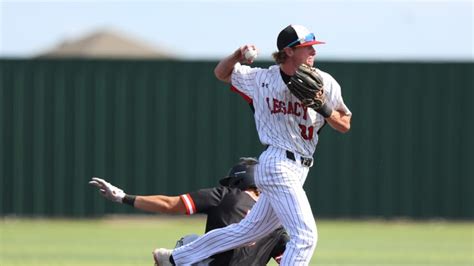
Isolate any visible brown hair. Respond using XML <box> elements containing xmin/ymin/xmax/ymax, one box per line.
<box><xmin>272</xmin><ymin>50</ymin><xmax>288</xmax><ymax>64</ymax></box>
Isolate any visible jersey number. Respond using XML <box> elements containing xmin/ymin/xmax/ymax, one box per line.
<box><xmin>299</xmin><ymin>124</ymin><xmax>314</xmax><ymax>140</ymax></box>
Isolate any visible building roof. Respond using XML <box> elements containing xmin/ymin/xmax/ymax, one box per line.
<box><xmin>37</xmin><ymin>29</ymin><xmax>176</xmax><ymax>59</ymax></box>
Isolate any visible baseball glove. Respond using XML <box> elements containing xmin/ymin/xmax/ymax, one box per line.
<box><xmin>287</xmin><ymin>64</ymin><xmax>333</xmax><ymax>117</ymax></box>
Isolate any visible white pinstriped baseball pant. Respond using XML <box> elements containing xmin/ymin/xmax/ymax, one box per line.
<box><xmin>172</xmin><ymin>146</ymin><xmax>317</xmax><ymax>265</ymax></box>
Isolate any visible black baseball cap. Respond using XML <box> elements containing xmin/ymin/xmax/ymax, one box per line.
<box><xmin>277</xmin><ymin>25</ymin><xmax>325</xmax><ymax>51</ymax></box>
<box><xmin>219</xmin><ymin>163</ymin><xmax>256</xmax><ymax>190</ymax></box>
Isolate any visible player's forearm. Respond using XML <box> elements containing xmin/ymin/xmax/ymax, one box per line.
<box><xmin>325</xmin><ymin>110</ymin><xmax>351</xmax><ymax>133</ymax></box>
<box><xmin>134</xmin><ymin>195</ymin><xmax>186</xmax><ymax>214</ymax></box>
<box><xmin>214</xmin><ymin>48</ymin><xmax>241</xmax><ymax>83</ymax></box>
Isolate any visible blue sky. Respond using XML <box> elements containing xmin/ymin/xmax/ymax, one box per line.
<box><xmin>1</xmin><ymin>0</ymin><xmax>472</xmax><ymax>61</ymax></box>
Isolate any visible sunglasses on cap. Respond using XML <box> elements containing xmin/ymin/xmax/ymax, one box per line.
<box><xmin>286</xmin><ymin>33</ymin><xmax>316</xmax><ymax>48</ymax></box>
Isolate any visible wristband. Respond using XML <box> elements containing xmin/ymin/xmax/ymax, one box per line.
<box><xmin>317</xmin><ymin>103</ymin><xmax>333</xmax><ymax>118</ymax></box>
<box><xmin>122</xmin><ymin>195</ymin><xmax>136</xmax><ymax>206</ymax></box>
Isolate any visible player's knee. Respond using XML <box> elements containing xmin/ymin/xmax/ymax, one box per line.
<box><xmin>310</xmin><ymin>228</ymin><xmax>318</xmax><ymax>250</ymax></box>
<box><xmin>312</xmin><ymin>223</ymin><xmax>319</xmax><ymax>247</ymax></box>
<box><xmin>298</xmin><ymin>224</ymin><xmax>318</xmax><ymax>250</ymax></box>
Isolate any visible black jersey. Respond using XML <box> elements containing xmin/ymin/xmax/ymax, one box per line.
<box><xmin>179</xmin><ymin>186</ymin><xmax>288</xmax><ymax>266</ymax></box>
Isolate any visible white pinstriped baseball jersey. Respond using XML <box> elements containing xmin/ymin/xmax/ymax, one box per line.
<box><xmin>171</xmin><ymin>63</ymin><xmax>352</xmax><ymax>266</ymax></box>
<box><xmin>231</xmin><ymin>63</ymin><xmax>351</xmax><ymax>157</ymax></box>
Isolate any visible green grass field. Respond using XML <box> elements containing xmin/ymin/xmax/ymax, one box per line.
<box><xmin>1</xmin><ymin>217</ymin><xmax>472</xmax><ymax>266</ymax></box>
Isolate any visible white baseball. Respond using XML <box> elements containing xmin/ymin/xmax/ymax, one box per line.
<box><xmin>244</xmin><ymin>49</ymin><xmax>258</xmax><ymax>61</ymax></box>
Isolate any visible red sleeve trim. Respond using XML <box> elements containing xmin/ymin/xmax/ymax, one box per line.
<box><xmin>179</xmin><ymin>194</ymin><xmax>196</xmax><ymax>215</ymax></box>
<box><xmin>230</xmin><ymin>85</ymin><xmax>252</xmax><ymax>104</ymax></box>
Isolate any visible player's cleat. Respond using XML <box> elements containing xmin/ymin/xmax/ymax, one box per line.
<box><xmin>152</xmin><ymin>248</ymin><xmax>173</xmax><ymax>266</ymax></box>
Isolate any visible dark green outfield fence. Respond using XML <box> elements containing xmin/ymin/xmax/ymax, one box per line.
<box><xmin>1</xmin><ymin>59</ymin><xmax>473</xmax><ymax>218</ymax></box>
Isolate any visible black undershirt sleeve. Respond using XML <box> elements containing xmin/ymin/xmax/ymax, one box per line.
<box><xmin>187</xmin><ymin>186</ymin><xmax>227</xmax><ymax>214</ymax></box>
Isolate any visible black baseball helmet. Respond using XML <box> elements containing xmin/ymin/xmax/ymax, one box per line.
<box><xmin>219</xmin><ymin>157</ymin><xmax>258</xmax><ymax>190</ymax></box>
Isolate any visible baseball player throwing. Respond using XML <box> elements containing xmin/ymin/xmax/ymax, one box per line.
<box><xmin>154</xmin><ymin>24</ymin><xmax>352</xmax><ymax>265</ymax></box>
